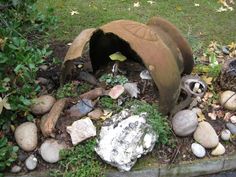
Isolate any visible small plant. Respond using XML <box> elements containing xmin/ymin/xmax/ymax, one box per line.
<box><xmin>99</xmin><ymin>96</ymin><xmax>122</xmax><ymax>113</ymax></box>
<box><xmin>49</xmin><ymin>139</ymin><xmax>105</xmax><ymax>177</ymax></box>
<box><xmin>126</xmin><ymin>100</ymin><xmax>172</xmax><ymax>145</ymax></box>
<box><xmin>77</xmin><ymin>83</ymin><xmax>93</xmax><ymax>95</ymax></box>
<box><xmin>56</xmin><ymin>82</ymin><xmax>78</xmax><ymax>99</ymax></box>
<box><xmin>99</xmin><ymin>73</ymin><xmax>128</xmax><ymax>86</ymax></box>
<box><xmin>0</xmin><ymin>137</ymin><xmax>19</xmax><ymax>174</ymax></box>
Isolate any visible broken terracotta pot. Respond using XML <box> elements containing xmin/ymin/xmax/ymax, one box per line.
<box><xmin>61</xmin><ymin>17</ymin><xmax>194</xmax><ymax>114</ymax></box>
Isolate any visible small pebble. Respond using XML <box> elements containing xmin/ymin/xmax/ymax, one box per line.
<box><xmin>25</xmin><ymin>154</ymin><xmax>37</xmax><ymax>170</ymax></box>
<box><xmin>191</xmin><ymin>143</ymin><xmax>206</xmax><ymax>158</ymax></box>
<box><xmin>11</xmin><ymin>165</ymin><xmax>22</xmax><ymax>173</ymax></box>
<box><xmin>39</xmin><ymin>64</ymin><xmax>48</xmax><ymax>71</ymax></box>
<box><xmin>222</xmin><ymin>46</ymin><xmax>230</xmax><ymax>55</ymax></box>
<box><xmin>211</xmin><ymin>143</ymin><xmax>225</xmax><ymax>156</ymax></box>
<box><xmin>230</xmin><ymin>115</ymin><xmax>236</xmax><ymax>124</ymax></box>
<box><xmin>220</xmin><ymin>129</ymin><xmax>231</xmax><ymax>141</ymax></box>
<box><xmin>193</xmin><ymin>83</ymin><xmax>200</xmax><ymax>93</ymax></box>
<box><xmin>226</xmin><ymin>123</ymin><xmax>236</xmax><ymax>135</ymax></box>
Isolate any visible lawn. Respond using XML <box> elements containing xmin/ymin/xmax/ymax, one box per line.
<box><xmin>37</xmin><ymin>0</ymin><xmax>236</xmax><ymax>47</ymax></box>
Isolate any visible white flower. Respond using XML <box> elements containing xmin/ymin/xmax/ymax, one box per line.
<box><xmin>194</xmin><ymin>3</ymin><xmax>200</xmax><ymax>7</ymax></box>
<box><xmin>147</xmin><ymin>1</ymin><xmax>155</xmax><ymax>5</ymax></box>
<box><xmin>0</xmin><ymin>95</ymin><xmax>11</xmax><ymax>114</ymax></box>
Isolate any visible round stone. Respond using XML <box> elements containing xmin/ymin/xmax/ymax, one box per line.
<box><xmin>25</xmin><ymin>154</ymin><xmax>37</xmax><ymax>170</ymax></box>
<box><xmin>39</xmin><ymin>139</ymin><xmax>67</xmax><ymax>163</ymax></box>
<box><xmin>220</xmin><ymin>91</ymin><xmax>236</xmax><ymax>111</ymax></box>
<box><xmin>220</xmin><ymin>129</ymin><xmax>231</xmax><ymax>141</ymax></box>
<box><xmin>193</xmin><ymin>121</ymin><xmax>219</xmax><ymax>148</ymax></box>
<box><xmin>11</xmin><ymin>165</ymin><xmax>22</xmax><ymax>173</ymax></box>
<box><xmin>31</xmin><ymin>95</ymin><xmax>56</xmax><ymax>115</ymax></box>
<box><xmin>191</xmin><ymin>143</ymin><xmax>206</xmax><ymax>158</ymax></box>
<box><xmin>211</xmin><ymin>143</ymin><xmax>225</xmax><ymax>156</ymax></box>
<box><xmin>226</xmin><ymin>123</ymin><xmax>236</xmax><ymax>135</ymax></box>
<box><xmin>230</xmin><ymin>115</ymin><xmax>236</xmax><ymax>124</ymax></box>
<box><xmin>14</xmin><ymin>122</ymin><xmax>38</xmax><ymax>152</ymax></box>
<box><xmin>172</xmin><ymin>110</ymin><xmax>198</xmax><ymax>137</ymax></box>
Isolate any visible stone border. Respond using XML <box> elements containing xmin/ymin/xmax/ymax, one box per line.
<box><xmin>106</xmin><ymin>153</ymin><xmax>236</xmax><ymax>177</ymax></box>
<box><xmin>6</xmin><ymin>153</ymin><xmax>236</xmax><ymax>177</ymax></box>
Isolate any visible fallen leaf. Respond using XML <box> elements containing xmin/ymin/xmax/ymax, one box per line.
<box><xmin>109</xmin><ymin>52</ymin><xmax>127</xmax><ymax>62</ymax></box>
<box><xmin>133</xmin><ymin>2</ymin><xmax>140</xmax><ymax>7</ymax></box>
<box><xmin>201</xmin><ymin>76</ymin><xmax>213</xmax><ymax>85</ymax></box>
<box><xmin>70</xmin><ymin>10</ymin><xmax>79</xmax><ymax>16</ymax></box>
<box><xmin>100</xmin><ymin>110</ymin><xmax>113</xmax><ymax>120</ymax></box>
<box><xmin>228</xmin><ymin>42</ymin><xmax>236</xmax><ymax>50</ymax></box>
<box><xmin>197</xmin><ymin>112</ymin><xmax>206</xmax><ymax>122</ymax></box>
<box><xmin>0</xmin><ymin>95</ymin><xmax>11</xmax><ymax>114</ymax></box>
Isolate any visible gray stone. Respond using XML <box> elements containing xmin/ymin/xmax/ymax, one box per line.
<box><xmin>172</xmin><ymin>110</ymin><xmax>198</xmax><ymax>137</ymax></box>
<box><xmin>11</xmin><ymin>165</ymin><xmax>22</xmax><ymax>173</ymax></box>
<box><xmin>220</xmin><ymin>91</ymin><xmax>236</xmax><ymax>111</ymax></box>
<box><xmin>226</xmin><ymin>123</ymin><xmax>236</xmax><ymax>135</ymax></box>
<box><xmin>66</xmin><ymin>117</ymin><xmax>96</xmax><ymax>145</ymax></box>
<box><xmin>25</xmin><ymin>154</ymin><xmax>37</xmax><ymax>170</ymax></box>
<box><xmin>69</xmin><ymin>99</ymin><xmax>93</xmax><ymax>115</ymax></box>
<box><xmin>193</xmin><ymin>121</ymin><xmax>219</xmax><ymax>148</ymax></box>
<box><xmin>39</xmin><ymin>139</ymin><xmax>67</xmax><ymax>163</ymax></box>
<box><xmin>31</xmin><ymin>95</ymin><xmax>56</xmax><ymax>115</ymax></box>
<box><xmin>95</xmin><ymin>109</ymin><xmax>157</xmax><ymax>171</ymax></box>
<box><xmin>220</xmin><ymin>129</ymin><xmax>231</xmax><ymax>141</ymax></box>
<box><xmin>14</xmin><ymin>122</ymin><xmax>38</xmax><ymax>152</ymax></box>
<box><xmin>191</xmin><ymin>143</ymin><xmax>206</xmax><ymax>158</ymax></box>
<box><xmin>230</xmin><ymin>115</ymin><xmax>236</xmax><ymax>124</ymax></box>
<box><xmin>124</xmin><ymin>83</ymin><xmax>140</xmax><ymax>98</ymax></box>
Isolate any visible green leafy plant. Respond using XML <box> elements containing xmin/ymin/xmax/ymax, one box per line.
<box><xmin>99</xmin><ymin>96</ymin><xmax>122</xmax><ymax>113</ymax></box>
<box><xmin>49</xmin><ymin>139</ymin><xmax>105</xmax><ymax>177</ymax></box>
<box><xmin>99</xmin><ymin>74</ymin><xmax>128</xmax><ymax>86</ymax></box>
<box><xmin>0</xmin><ymin>137</ymin><xmax>19</xmax><ymax>174</ymax></box>
<box><xmin>126</xmin><ymin>100</ymin><xmax>172</xmax><ymax>145</ymax></box>
<box><xmin>0</xmin><ymin>0</ymin><xmax>57</xmax><ymax>129</ymax></box>
<box><xmin>77</xmin><ymin>83</ymin><xmax>93</xmax><ymax>95</ymax></box>
<box><xmin>56</xmin><ymin>82</ymin><xmax>78</xmax><ymax>99</ymax></box>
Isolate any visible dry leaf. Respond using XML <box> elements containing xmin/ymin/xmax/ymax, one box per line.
<box><xmin>147</xmin><ymin>1</ymin><xmax>155</xmax><ymax>5</ymax></box>
<box><xmin>0</xmin><ymin>96</ymin><xmax>11</xmax><ymax>114</ymax></box>
<box><xmin>70</xmin><ymin>10</ymin><xmax>79</xmax><ymax>16</ymax></box>
<box><xmin>201</xmin><ymin>76</ymin><xmax>213</xmax><ymax>85</ymax></box>
<box><xmin>197</xmin><ymin>111</ymin><xmax>206</xmax><ymax>122</ymax></box>
<box><xmin>208</xmin><ymin>112</ymin><xmax>217</xmax><ymax>120</ymax></box>
<box><xmin>100</xmin><ymin>110</ymin><xmax>113</xmax><ymax>120</ymax></box>
<box><xmin>133</xmin><ymin>2</ymin><xmax>140</xmax><ymax>7</ymax></box>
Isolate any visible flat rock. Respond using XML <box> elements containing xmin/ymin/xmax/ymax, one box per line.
<box><xmin>88</xmin><ymin>108</ymin><xmax>103</xmax><ymax>120</ymax></box>
<box><xmin>220</xmin><ymin>129</ymin><xmax>231</xmax><ymax>141</ymax></box>
<box><xmin>39</xmin><ymin>139</ymin><xmax>67</xmax><ymax>163</ymax></box>
<box><xmin>14</xmin><ymin>122</ymin><xmax>38</xmax><ymax>152</ymax></box>
<box><xmin>109</xmin><ymin>85</ymin><xmax>125</xmax><ymax>99</ymax></box>
<box><xmin>191</xmin><ymin>143</ymin><xmax>206</xmax><ymax>158</ymax></box>
<box><xmin>25</xmin><ymin>154</ymin><xmax>37</xmax><ymax>170</ymax></box>
<box><xmin>66</xmin><ymin>118</ymin><xmax>96</xmax><ymax>145</ymax></box>
<box><xmin>124</xmin><ymin>83</ymin><xmax>140</xmax><ymax>98</ymax></box>
<box><xmin>226</xmin><ymin>123</ymin><xmax>236</xmax><ymax>135</ymax></box>
<box><xmin>211</xmin><ymin>143</ymin><xmax>225</xmax><ymax>156</ymax></box>
<box><xmin>95</xmin><ymin>109</ymin><xmax>157</xmax><ymax>171</ymax></box>
<box><xmin>31</xmin><ymin>95</ymin><xmax>56</xmax><ymax>115</ymax></box>
<box><xmin>193</xmin><ymin>121</ymin><xmax>219</xmax><ymax>148</ymax></box>
<box><xmin>172</xmin><ymin>110</ymin><xmax>198</xmax><ymax>137</ymax></box>
<box><xmin>68</xmin><ymin>99</ymin><xmax>93</xmax><ymax>117</ymax></box>
<box><xmin>220</xmin><ymin>91</ymin><xmax>236</xmax><ymax>111</ymax></box>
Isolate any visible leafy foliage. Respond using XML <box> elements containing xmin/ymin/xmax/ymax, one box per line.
<box><xmin>99</xmin><ymin>74</ymin><xmax>128</xmax><ymax>86</ymax></box>
<box><xmin>0</xmin><ymin>0</ymin><xmax>57</xmax><ymax>129</ymax></box>
<box><xmin>56</xmin><ymin>82</ymin><xmax>78</xmax><ymax>99</ymax></box>
<box><xmin>127</xmin><ymin>100</ymin><xmax>172</xmax><ymax>145</ymax></box>
<box><xmin>49</xmin><ymin>139</ymin><xmax>105</xmax><ymax>177</ymax></box>
<box><xmin>99</xmin><ymin>96</ymin><xmax>122</xmax><ymax>113</ymax></box>
<box><xmin>0</xmin><ymin>137</ymin><xmax>18</xmax><ymax>173</ymax></box>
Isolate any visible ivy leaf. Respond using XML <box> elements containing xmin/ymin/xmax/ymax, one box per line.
<box><xmin>109</xmin><ymin>52</ymin><xmax>127</xmax><ymax>62</ymax></box>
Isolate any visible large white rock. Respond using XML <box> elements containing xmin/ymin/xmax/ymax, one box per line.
<box><xmin>31</xmin><ymin>95</ymin><xmax>56</xmax><ymax>115</ymax></box>
<box><xmin>14</xmin><ymin>122</ymin><xmax>38</xmax><ymax>151</ymax></box>
<box><xmin>220</xmin><ymin>91</ymin><xmax>236</xmax><ymax>111</ymax></box>
<box><xmin>191</xmin><ymin>143</ymin><xmax>206</xmax><ymax>158</ymax></box>
<box><xmin>172</xmin><ymin>110</ymin><xmax>198</xmax><ymax>137</ymax></box>
<box><xmin>95</xmin><ymin>109</ymin><xmax>157</xmax><ymax>171</ymax></box>
<box><xmin>66</xmin><ymin>118</ymin><xmax>96</xmax><ymax>145</ymax></box>
<box><xmin>39</xmin><ymin>139</ymin><xmax>67</xmax><ymax>163</ymax></box>
<box><xmin>193</xmin><ymin>121</ymin><xmax>219</xmax><ymax>148</ymax></box>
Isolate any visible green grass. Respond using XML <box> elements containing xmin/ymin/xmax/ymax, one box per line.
<box><xmin>37</xmin><ymin>0</ymin><xmax>236</xmax><ymax>46</ymax></box>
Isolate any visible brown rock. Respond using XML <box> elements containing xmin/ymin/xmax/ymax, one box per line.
<box><xmin>88</xmin><ymin>108</ymin><xmax>103</xmax><ymax>120</ymax></box>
